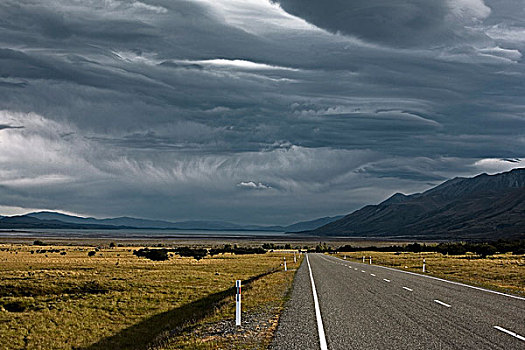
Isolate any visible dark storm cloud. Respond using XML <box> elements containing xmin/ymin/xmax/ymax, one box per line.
<box><xmin>272</xmin><ymin>0</ymin><xmax>491</xmax><ymax>47</ymax></box>
<box><xmin>0</xmin><ymin>0</ymin><xmax>523</xmax><ymax>224</ymax></box>
<box><xmin>272</xmin><ymin>0</ymin><xmax>448</xmax><ymax>47</ymax></box>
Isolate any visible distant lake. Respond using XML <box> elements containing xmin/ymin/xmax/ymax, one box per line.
<box><xmin>0</xmin><ymin>228</ymin><xmax>287</xmax><ymax>239</ymax></box>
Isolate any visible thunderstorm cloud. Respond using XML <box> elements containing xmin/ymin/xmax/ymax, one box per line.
<box><xmin>0</xmin><ymin>0</ymin><xmax>523</xmax><ymax>224</ymax></box>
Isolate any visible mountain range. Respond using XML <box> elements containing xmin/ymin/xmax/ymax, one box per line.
<box><xmin>306</xmin><ymin>168</ymin><xmax>525</xmax><ymax>240</ymax></box>
<box><xmin>0</xmin><ymin>211</ymin><xmax>343</xmax><ymax>233</ymax></box>
<box><xmin>1</xmin><ymin>168</ymin><xmax>523</xmax><ymax>239</ymax></box>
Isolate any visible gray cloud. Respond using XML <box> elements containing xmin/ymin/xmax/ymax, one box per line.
<box><xmin>0</xmin><ymin>0</ymin><xmax>523</xmax><ymax>224</ymax></box>
<box><xmin>272</xmin><ymin>0</ymin><xmax>491</xmax><ymax>47</ymax></box>
<box><xmin>0</xmin><ymin>124</ymin><xmax>23</xmax><ymax>130</ymax></box>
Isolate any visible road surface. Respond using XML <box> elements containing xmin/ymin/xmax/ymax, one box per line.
<box><xmin>272</xmin><ymin>253</ymin><xmax>525</xmax><ymax>349</ymax></box>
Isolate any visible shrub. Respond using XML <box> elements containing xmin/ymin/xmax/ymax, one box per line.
<box><xmin>474</xmin><ymin>244</ymin><xmax>497</xmax><ymax>258</ymax></box>
<box><xmin>335</xmin><ymin>240</ymin><xmax>524</xmax><ymax>256</ymax></box>
<box><xmin>87</xmin><ymin>251</ymin><xmax>96</xmax><ymax>257</ymax></box>
<box><xmin>208</xmin><ymin>245</ymin><xmax>265</xmax><ymax>256</ymax></box>
<box><xmin>174</xmin><ymin>247</ymin><xmax>208</xmax><ymax>260</ymax></box>
<box><xmin>406</xmin><ymin>243</ymin><xmax>422</xmax><ymax>253</ymax></box>
<box><xmin>433</xmin><ymin>243</ymin><xmax>465</xmax><ymax>255</ymax></box>
<box><xmin>262</xmin><ymin>243</ymin><xmax>274</xmax><ymax>250</ymax></box>
<box><xmin>133</xmin><ymin>248</ymin><xmax>169</xmax><ymax>261</ymax></box>
<box><xmin>2</xmin><ymin>300</ymin><xmax>30</xmax><ymax>313</ymax></box>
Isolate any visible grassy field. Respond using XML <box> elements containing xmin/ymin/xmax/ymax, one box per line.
<box><xmin>0</xmin><ymin>243</ymin><xmax>301</xmax><ymax>349</ymax></box>
<box><xmin>333</xmin><ymin>251</ymin><xmax>525</xmax><ymax>296</ymax></box>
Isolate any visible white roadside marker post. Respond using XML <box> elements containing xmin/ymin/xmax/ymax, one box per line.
<box><xmin>235</xmin><ymin>280</ymin><xmax>241</xmax><ymax>326</ymax></box>
<box><xmin>344</xmin><ymin>255</ymin><xmax>346</xmax><ymax>260</ymax></box>
<box><xmin>363</xmin><ymin>256</ymin><xmax>365</xmax><ymax>263</ymax></box>
<box><xmin>369</xmin><ymin>256</ymin><xmax>372</xmax><ymax>264</ymax></box>
<box><xmin>294</xmin><ymin>252</ymin><xmax>297</xmax><ymax>263</ymax></box>
<box><xmin>284</xmin><ymin>257</ymin><xmax>287</xmax><ymax>271</ymax></box>
<box><xmin>423</xmin><ymin>258</ymin><xmax>426</xmax><ymax>273</ymax></box>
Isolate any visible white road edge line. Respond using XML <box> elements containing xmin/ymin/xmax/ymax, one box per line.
<box><xmin>306</xmin><ymin>254</ymin><xmax>328</xmax><ymax>350</ymax></box>
<box><xmin>403</xmin><ymin>287</ymin><xmax>413</xmax><ymax>292</ymax></box>
<box><xmin>383</xmin><ymin>279</ymin><xmax>391</xmax><ymax>282</ymax></box>
<box><xmin>327</xmin><ymin>255</ymin><xmax>525</xmax><ymax>301</ymax></box>
<box><xmin>494</xmin><ymin>326</ymin><xmax>525</xmax><ymax>342</ymax></box>
<box><xmin>434</xmin><ymin>299</ymin><xmax>451</xmax><ymax>308</ymax></box>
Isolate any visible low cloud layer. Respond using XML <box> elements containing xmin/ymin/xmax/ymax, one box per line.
<box><xmin>0</xmin><ymin>0</ymin><xmax>523</xmax><ymax>224</ymax></box>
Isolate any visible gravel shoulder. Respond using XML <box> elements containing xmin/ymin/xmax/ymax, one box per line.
<box><xmin>271</xmin><ymin>256</ymin><xmax>319</xmax><ymax>349</ymax></box>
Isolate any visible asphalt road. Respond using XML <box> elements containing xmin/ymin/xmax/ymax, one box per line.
<box><xmin>272</xmin><ymin>253</ymin><xmax>525</xmax><ymax>349</ymax></box>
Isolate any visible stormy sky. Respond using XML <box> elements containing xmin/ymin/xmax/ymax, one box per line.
<box><xmin>0</xmin><ymin>0</ymin><xmax>524</xmax><ymax>224</ymax></box>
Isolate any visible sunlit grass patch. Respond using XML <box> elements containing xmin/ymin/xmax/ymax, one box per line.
<box><xmin>156</xmin><ymin>255</ymin><xmax>301</xmax><ymax>350</ymax></box>
<box><xmin>0</xmin><ymin>244</ymin><xmax>300</xmax><ymax>349</ymax></box>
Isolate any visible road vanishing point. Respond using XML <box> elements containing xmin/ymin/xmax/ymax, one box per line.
<box><xmin>272</xmin><ymin>253</ymin><xmax>525</xmax><ymax>349</ymax></box>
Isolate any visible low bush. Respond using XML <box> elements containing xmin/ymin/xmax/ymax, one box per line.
<box><xmin>174</xmin><ymin>247</ymin><xmax>207</xmax><ymax>260</ymax></box>
<box><xmin>337</xmin><ymin>239</ymin><xmax>524</xmax><ymax>258</ymax></box>
<box><xmin>133</xmin><ymin>248</ymin><xmax>169</xmax><ymax>261</ymax></box>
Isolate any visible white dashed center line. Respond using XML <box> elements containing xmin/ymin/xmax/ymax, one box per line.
<box><xmin>403</xmin><ymin>287</ymin><xmax>413</xmax><ymax>292</ymax></box>
<box><xmin>494</xmin><ymin>326</ymin><xmax>525</xmax><ymax>341</ymax></box>
<box><xmin>370</xmin><ymin>274</ymin><xmax>376</xmax><ymax>277</ymax></box>
<box><xmin>434</xmin><ymin>299</ymin><xmax>451</xmax><ymax>308</ymax></box>
<box><xmin>361</xmin><ymin>270</ymin><xmax>366</xmax><ymax>273</ymax></box>
<box><xmin>383</xmin><ymin>279</ymin><xmax>391</xmax><ymax>282</ymax></box>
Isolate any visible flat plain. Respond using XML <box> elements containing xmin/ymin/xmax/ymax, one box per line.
<box><xmin>2</xmin><ymin>240</ymin><xmax>523</xmax><ymax>350</ymax></box>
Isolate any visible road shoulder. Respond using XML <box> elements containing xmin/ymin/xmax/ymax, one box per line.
<box><xmin>271</xmin><ymin>256</ymin><xmax>319</xmax><ymax>349</ymax></box>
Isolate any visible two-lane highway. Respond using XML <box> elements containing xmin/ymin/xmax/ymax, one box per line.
<box><xmin>272</xmin><ymin>253</ymin><xmax>525</xmax><ymax>349</ymax></box>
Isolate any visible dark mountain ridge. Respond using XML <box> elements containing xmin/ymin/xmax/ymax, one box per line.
<box><xmin>0</xmin><ymin>211</ymin><xmax>342</xmax><ymax>232</ymax></box>
<box><xmin>27</xmin><ymin>212</ymin><xmax>192</xmax><ymax>229</ymax></box>
<box><xmin>0</xmin><ymin>215</ymin><xmax>126</xmax><ymax>230</ymax></box>
<box><xmin>308</xmin><ymin>168</ymin><xmax>525</xmax><ymax>240</ymax></box>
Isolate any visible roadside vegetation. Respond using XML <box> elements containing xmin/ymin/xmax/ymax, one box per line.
<box><xmin>332</xmin><ymin>240</ymin><xmax>524</xmax><ymax>297</ymax></box>
<box><xmin>132</xmin><ymin>245</ymin><xmax>267</xmax><ymax>262</ymax></box>
<box><xmin>335</xmin><ymin>240</ymin><xmax>525</xmax><ymax>257</ymax></box>
<box><xmin>315</xmin><ymin>239</ymin><xmax>524</xmax><ymax>257</ymax></box>
<box><xmin>0</xmin><ymin>243</ymin><xmax>302</xmax><ymax>349</ymax></box>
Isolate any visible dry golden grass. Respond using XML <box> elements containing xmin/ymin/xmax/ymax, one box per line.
<box><xmin>334</xmin><ymin>251</ymin><xmax>525</xmax><ymax>296</ymax></box>
<box><xmin>158</xmin><ymin>258</ymin><xmax>300</xmax><ymax>349</ymax></box>
<box><xmin>0</xmin><ymin>243</ymin><xmax>300</xmax><ymax>349</ymax></box>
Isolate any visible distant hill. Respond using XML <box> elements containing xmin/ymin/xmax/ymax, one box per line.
<box><xmin>27</xmin><ymin>212</ymin><xmax>181</xmax><ymax>229</ymax></box>
<box><xmin>24</xmin><ymin>212</ymin><xmax>261</xmax><ymax>231</ymax></box>
<box><xmin>284</xmin><ymin>216</ymin><xmax>344</xmax><ymax>233</ymax></box>
<box><xmin>0</xmin><ymin>215</ymin><xmax>124</xmax><ymax>230</ymax></box>
<box><xmin>307</xmin><ymin>168</ymin><xmax>525</xmax><ymax>240</ymax></box>
<box><xmin>0</xmin><ymin>211</ymin><xmax>341</xmax><ymax>232</ymax></box>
